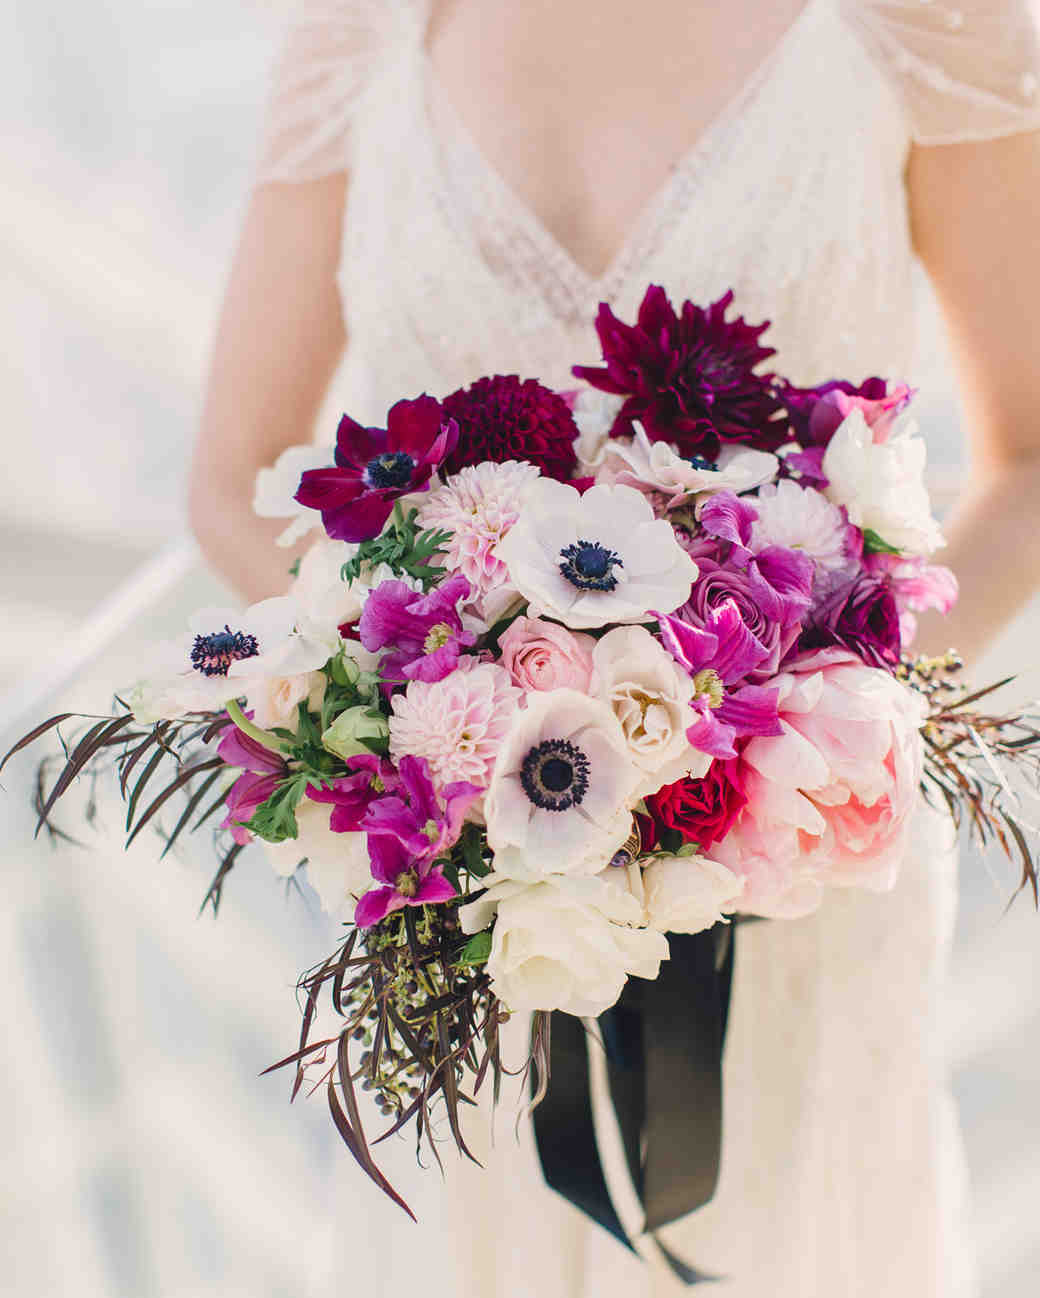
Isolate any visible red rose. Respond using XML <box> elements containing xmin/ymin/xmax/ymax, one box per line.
<box><xmin>645</xmin><ymin>762</ymin><xmax>747</xmax><ymax>850</ymax></box>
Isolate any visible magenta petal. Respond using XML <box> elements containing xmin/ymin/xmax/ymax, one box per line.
<box><xmin>753</xmin><ymin>546</ymin><xmax>814</xmax><ymax>619</ymax></box>
<box><xmin>386</xmin><ymin>394</ymin><xmax>445</xmax><ymax>459</ymax></box>
<box><xmin>359</xmin><ymin>579</ymin><xmax>424</xmax><ymax>652</ymax></box>
<box><xmin>354</xmin><ymin>887</ymin><xmax>403</xmax><ymax>929</ymax></box>
<box><xmin>698</xmin><ymin>491</ymin><xmax>758</xmax><ymax>550</ymax></box>
<box><xmin>366</xmin><ymin>832</ymin><xmax>413</xmax><ymax>886</ymax></box>
<box><xmin>704</xmin><ymin>599</ymin><xmax>770</xmax><ymax>685</ymax></box>
<box><xmin>322</xmin><ymin>491</ymin><xmax>397</xmax><ymax>544</ymax></box>
<box><xmin>217</xmin><ymin>724</ymin><xmax>284</xmax><ymax>775</ymax></box>
<box><xmin>717</xmin><ymin>685</ymin><xmax>783</xmax><ymax>738</ymax></box>
<box><xmin>655</xmin><ymin>612</ymin><xmax>719</xmax><ymax>676</ymax></box>
<box><xmin>416</xmin><ymin>869</ymin><xmax>458</xmax><ymax>906</ymax></box>
<box><xmin>294</xmin><ymin>466</ymin><xmax>364</xmax><ymax>512</ymax></box>
<box><xmin>686</xmin><ymin>709</ymin><xmax>738</xmax><ymax>760</ymax></box>
<box><xmin>335</xmin><ymin>415</ymin><xmax>385</xmax><ymax>467</ymax></box>
<box><xmin>403</xmin><ymin>642</ymin><xmax>463</xmax><ymax>682</ymax></box>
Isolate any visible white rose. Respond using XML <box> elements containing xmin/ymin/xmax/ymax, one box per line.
<box><xmin>590</xmin><ymin>626</ymin><xmax>712</xmax><ymax>798</ymax></box>
<box><xmin>244</xmin><ymin>669</ymin><xmax>326</xmax><ymax>731</ymax></box>
<box><xmin>459</xmin><ymin>872</ymin><xmax>669</xmax><ymax>1017</ymax></box>
<box><xmin>822</xmin><ymin>410</ymin><xmax>944</xmax><ymax>556</ymax></box>
<box><xmin>641</xmin><ymin>854</ymin><xmax>744</xmax><ymax>934</ymax></box>
<box><xmin>264</xmin><ymin>798</ymin><xmax>372</xmax><ymax>915</ymax></box>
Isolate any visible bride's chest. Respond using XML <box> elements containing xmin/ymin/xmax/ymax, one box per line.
<box><xmin>336</xmin><ymin>0</ymin><xmax>916</xmax><ymax>399</ymax></box>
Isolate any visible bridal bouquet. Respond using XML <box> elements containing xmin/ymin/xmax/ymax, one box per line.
<box><xmin>9</xmin><ymin>286</ymin><xmax>1039</xmax><ymax>1229</ymax></box>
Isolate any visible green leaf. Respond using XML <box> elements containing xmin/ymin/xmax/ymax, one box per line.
<box><xmin>460</xmin><ymin>822</ymin><xmax>491</xmax><ymax>878</ymax></box>
<box><xmin>242</xmin><ymin>771</ymin><xmax>314</xmax><ymax>843</ymax></box>
<box><xmin>288</xmin><ymin>557</ymin><xmax>301</xmax><ymax>578</ymax></box>
<box><xmin>861</xmin><ymin>528</ymin><xmax>902</xmax><ymax>556</ymax></box>
<box><xmin>454</xmin><ymin>930</ymin><xmax>492</xmax><ymax>968</ymax></box>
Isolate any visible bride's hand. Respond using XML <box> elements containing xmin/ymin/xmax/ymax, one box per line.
<box><xmin>908</xmin><ymin>130</ymin><xmax>1040</xmax><ymax>664</ymax></box>
<box><xmin>188</xmin><ymin>175</ymin><xmax>348</xmax><ymax>601</ymax></box>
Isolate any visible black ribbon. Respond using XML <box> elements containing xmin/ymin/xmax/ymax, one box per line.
<box><xmin>532</xmin><ymin>923</ymin><xmax>735</xmax><ymax>1285</ymax></box>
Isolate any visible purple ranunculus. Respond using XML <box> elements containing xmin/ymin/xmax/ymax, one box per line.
<box><xmin>782</xmin><ymin>377</ymin><xmax>913</xmax><ymax>448</ymax></box>
<box><xmin>359</xmin><ymin>573</ymin><xmax>476</xmax><ymax>686</ymax></box>
<box><xmin>353</xmin><ymin>756</ymin><xmax>480</xmax><ymax>928</ymax></box>
<box><xmin>216</xmin><ymin>722</ymin><xmax>286</xmax><ymax>845</ymax></box>
<box><xmin>801</xmin><ymin>572</ymin><xmax>902</xmax><ymax>669</ymax></box>
<box><xmin>572</xmin><ymin>285</ymin><xmax>787</xmax><ymax>459</ymax></box>
<box><xmin>295</xmin><ymin>395</ymin><xmax>459</xmax><ymax>543</ymax></box>
<box><xmin>679</xmin><ymin>546</ymin><xmax>813</xmax><ymax>683</ymax></box>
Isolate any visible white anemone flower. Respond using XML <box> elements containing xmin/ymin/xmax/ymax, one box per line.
<box><xmin>129</xmin><ymin>596</ymin><xmax>335</xmax><ymax>723</ymax></box>
<box><xmin>610</xmin><ymin>424</ymin><xmax>778</xmax><ymax>507</ymax></box>
<box><xmin>483</xmin><ymin>688</ymin><xmax>641</xmax><ymax>878</ymax></box>
<box><xmin>822</xmin><ymin>410</ymin><xmax>944</xmax><ymax>555</ymax></box>
<box><xmin>458</xmin><ymin>871</ymin><xmax>668</xmax><ymax>1017</ymax></box>
<box><xmin>495</xmin><ymin>479</ymin><xmax>697</xmax><ymax>629</ymax></box>
<box><xmin>253</xmin><ymin>444</ymin><xmax>334</xmax><ymax>546</ymax></box>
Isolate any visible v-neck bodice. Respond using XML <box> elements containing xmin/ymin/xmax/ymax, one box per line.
<box><xmin>334</xmin><ymin>0</ymin><xmax>914</xmax><ymax>413</ymax></box>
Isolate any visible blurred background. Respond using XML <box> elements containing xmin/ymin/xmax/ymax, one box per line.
<box><xmin>1</xmin><ymin>3</ymin><xmax>1038</xmax><ymax>1295</ymax></box>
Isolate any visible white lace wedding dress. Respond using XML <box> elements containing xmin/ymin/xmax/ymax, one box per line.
<box><xmin>259</xmin><ymin>3</ymin><xmax>1040</xmax><ymax>1294</ymax></box>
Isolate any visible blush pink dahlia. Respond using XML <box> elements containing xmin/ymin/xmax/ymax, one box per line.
<box><xmin>573</xmin><ymin>286</ymin><xmax>786</xmax><ymax>459</ymax></box>
<box><xmin>295</xmin><ymin>395</ymin><xmax>458</xmax><ymax>543</ymax></box>
<box><xmin>441</xmin><ymin>375</ymin><xmax>579</xmax><ymax>481</ymax></box>
<box><xmin>388</xmin><ymin>662</ymin><xmax>522</xmax><ymax>792</ymax></box>
<box><xmin>415</xmin><ymin>460</ymin><xmax>540</xmax><ymax>601</ymax></box>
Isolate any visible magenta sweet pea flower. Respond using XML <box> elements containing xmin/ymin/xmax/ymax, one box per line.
<box><xmin>306</xmin><ymin>753</ymin><xmax>401</xmax><ymax>832</ymax></box>
<box><xmin>353</xmin><ymin>756</ymin><xmax>480</xmax><ymax>928</ymax></box>
<box><xmin>353</xmin><ymin>835</ymin><xmax>459</xmax><ymax>928</ymax></box>
<box><xmin>655</xmin><ymin>609</ymin><xmax>783</xmax><ymax>759</ymax></box>
<box><xmin>359</xmin><ymin>573</ymin><xmax>476</xmax><ymax>685</ymax></box>
<box><xmin>216</xmin><ymin>722</ymin><xmax>287</xmax><ymax>845</ymax></box>
<box><xmin>294</xmin><ymin>395</ymin><xmax>459</xmax><ymax>543</ymax></box>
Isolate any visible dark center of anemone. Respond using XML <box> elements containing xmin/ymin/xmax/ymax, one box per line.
<box><xmin>559</xmin><ymin>539</ymin><xmax>623</xmax><ymax>592</ymax></box>
<box><xmin>190</xmin><ymin>625</ymin><xmax>260</xmax><ymax>677</ymax></box>
<box><xmin>364</xmin><ymin>450</ymin><xmax>416</xmax><ymax>489</ymax></box>
<box><xmin>685</xmin><ymin>455</ymin><xmax>719</xmax><ymax>472</ymax></box>
<box><xmin>519</xmin><ymin>739</ymin><xmax>590</xmax><ymax>812</ymax></box>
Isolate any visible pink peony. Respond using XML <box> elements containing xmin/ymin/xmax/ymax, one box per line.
<box><xmin>712</xmin><ymin>649</ymin><xmax>924</xmax><ymax>917</ymax></box>
<box><xmin>498</xmin><ymin>616</ymin><xmax>597</xmax><ymax>692</ymax></box>
<box><xmin>388</xmin><ymin>661</ymin><xmax>522</xmax><ymax>792</ymax></box>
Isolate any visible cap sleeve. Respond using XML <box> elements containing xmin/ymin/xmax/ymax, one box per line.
<box><xmin>257</xmin><ymin>0</ymin><xmax>426</xmax><ymax>183</ymax></box>
<box><xmin>843</xmin><ymin>0</ymin><xmax>1040</xmax><ymax>144</ymax></box>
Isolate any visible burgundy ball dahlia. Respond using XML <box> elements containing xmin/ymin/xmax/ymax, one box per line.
<box><xmin>572</xmin><ymin>285</ymin><xmax>786</xmax><ymax>458</ymax></box>
<box><xmin>440</xmin><ymin>374</ymin><xmax>579</xmax><ymax>481</ymax></box>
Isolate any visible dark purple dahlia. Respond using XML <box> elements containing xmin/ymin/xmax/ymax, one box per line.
<box><xmin>800</xmin><ymin>573</ymin><xmax>902</xmax><ymax>670</ymax></box>
<box><xmin>572</xmin><ymin>285</ymin><xmax>786</xmax><ymax>458</ymax></box>
<box><xmin>440</xmin><ymin>374</ymin><xmax>579</xmax><ymax>481</ymax></box>
<box><xmin>295</xmin><ymin>395</ymin><xmax>457</xmax><ymax>543</ymax></box>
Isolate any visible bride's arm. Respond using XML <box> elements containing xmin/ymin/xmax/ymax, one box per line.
<box><xmin>908</xmin><ymin>131</ymin><xmax>1040</xmax><ymax>663</ymax></box>
<box><xmin>188</xmin><ymin>175</ymin><xmax>347</xmax><ymax>601</ymax></box>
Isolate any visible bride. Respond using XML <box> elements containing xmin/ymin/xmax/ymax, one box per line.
<box><xmin>188</xmin><ymin>1</ymin><xmax>1040</xmax><ymax>1294</ymax></box>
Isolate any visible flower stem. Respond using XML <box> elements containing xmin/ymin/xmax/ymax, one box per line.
<box><xmin>225</xmin><ymin>699</ymin><xmax>290</xmax><ymax>756</ymax></box>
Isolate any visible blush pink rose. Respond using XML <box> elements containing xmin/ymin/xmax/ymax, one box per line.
<box><xmin>712</xmin><ymin>648</ymin><xmax>924</xmax><ymax>917</ymax></box>
<box><xmin>498</xmin><ymin>616</ymin><xmax>597</xmax><ymax>693</ymax></box>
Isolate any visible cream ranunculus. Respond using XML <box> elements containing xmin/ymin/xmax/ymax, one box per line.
<box><xmin>641</xmin><ymin>853</ymin><xmax>744</xmax><ymax>934</ymax></box>
<box><xmin>494</xmin><ymin>479</ymin><xmax>698</xmax><ymax>629</ymax></box>
<box><xmin>265</xmin><ymin>797</ymin><xmax>373</xmax><ymax>915</ymax></box>
<box><xmin>483</xmin><ymin>688</ymin><xmax>641</xmax><ymax>877</ymax></box>
<box><xmin>822</xmin><ymin>409</ymin><xmax>944</xmax><ymax>556</ymax></box>
<box><xmin>590</xmin><ymin>626</ymin><xmax>711</xmax><ymax>798</ymax></box>
<box><xmin>459</xmin><ymin>872</ymin><xmax>669</xmax><ymax>1016</ymax></box>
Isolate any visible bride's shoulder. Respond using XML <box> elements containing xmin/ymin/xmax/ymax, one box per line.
<box><xmin>835</xmin><ymin>0</ymin><xmax>1040</xmax><ymax>143</ymax></box>
<box><xmin>258</xmin><ymin>0</ymin><xmax>429</xmax><ymax>184</ymax></box>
